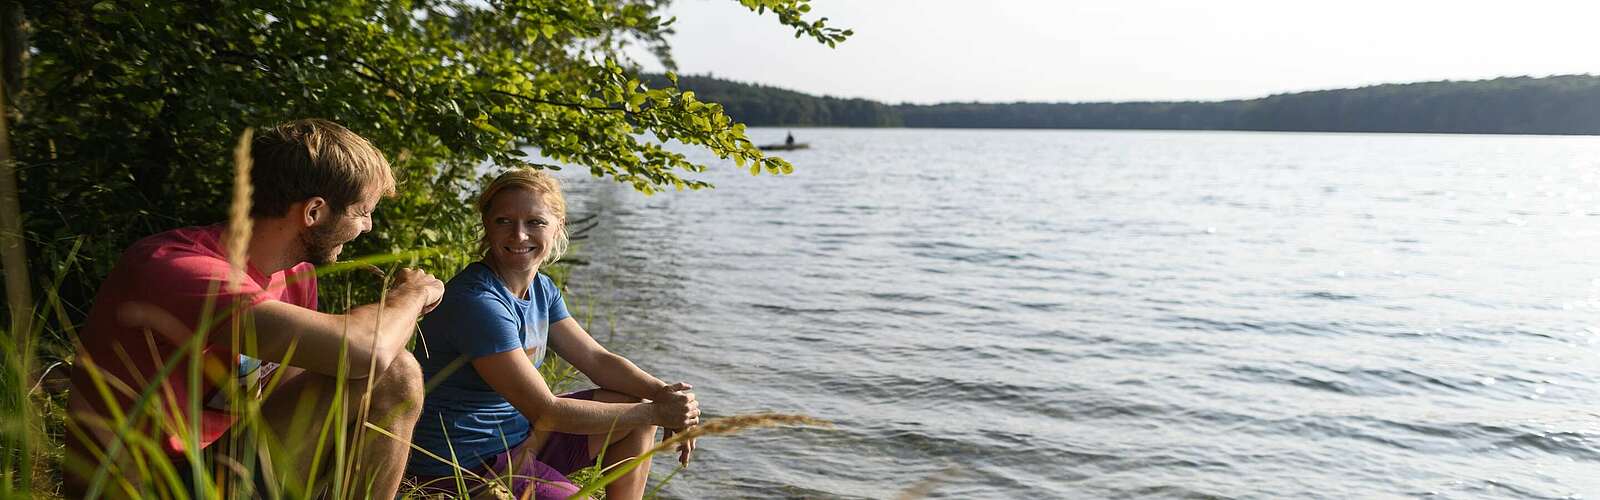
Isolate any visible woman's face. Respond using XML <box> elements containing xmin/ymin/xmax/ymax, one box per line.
<box><xmin>484</xmin><ymin>187</ymin><xmax>561</xmax><ymax>273</ymax></box>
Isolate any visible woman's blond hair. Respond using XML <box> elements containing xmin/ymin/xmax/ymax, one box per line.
<box><xmin>476</xmin><ymin>167</ymin><xmax>568</xmax><ymax>267</ymax></box>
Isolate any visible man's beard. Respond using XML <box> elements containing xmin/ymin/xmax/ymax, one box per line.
<box><xmin>299</xmin><ymin>221</ymin><xmax>344</xmax><ymax>265</ymax></box>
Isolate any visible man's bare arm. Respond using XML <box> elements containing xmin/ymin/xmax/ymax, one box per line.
<box><xmin>248</xmin><ymin>268</ymin><xmax>443</xmax><ymax>378</ymax></box>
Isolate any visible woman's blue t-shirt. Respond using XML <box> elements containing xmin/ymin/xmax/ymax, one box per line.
<box><xmin>406</xmin><ymin>262</ymin><xmax>571</xmax><ymax>476</ymax></box>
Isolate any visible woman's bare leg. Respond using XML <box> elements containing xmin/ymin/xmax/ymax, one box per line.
<box><xmin>587</xmin><ymin>389</ymin><xmax>657</xmax><ymax>500</ymax></box>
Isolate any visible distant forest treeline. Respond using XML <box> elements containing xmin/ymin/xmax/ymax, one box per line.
<box><xmin>652</xmin><ymin>74</ymin><xmax>1600</xmax><ymax>135</ymax></box>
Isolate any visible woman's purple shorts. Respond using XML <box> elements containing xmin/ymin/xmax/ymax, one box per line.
<box><xmin>409</xmin><ymin>389</ymin><xmax>599</xmax><ymax>499</ymax></box>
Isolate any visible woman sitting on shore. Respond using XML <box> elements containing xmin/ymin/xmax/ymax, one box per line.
<box><xmin>406</xmin><ymin>168</ymin><xmax>699</xmax><ymax>499</ymax></box>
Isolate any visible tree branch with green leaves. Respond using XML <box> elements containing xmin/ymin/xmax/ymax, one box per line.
<box><xmin>12</xmin><ymin>0</ymin><xmax>847</xmax><ymax>318</ymax></box>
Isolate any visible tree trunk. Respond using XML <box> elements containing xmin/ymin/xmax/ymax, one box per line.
<box><xmin>0</xmin><ymin>0</ymin><xmax>30</xmax><ymax>337</ymax></box>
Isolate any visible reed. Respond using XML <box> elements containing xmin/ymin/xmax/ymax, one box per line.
<box><xmin>224</xmin><ymin>129</ymin><xmax>254</xmax><ymax>293</ymax></box>
<box><xmin>569</xmin><ymin>414</ymin><xmax>832</xmax><ymax>499</ymax></box>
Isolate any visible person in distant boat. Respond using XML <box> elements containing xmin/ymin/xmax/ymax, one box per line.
<box><xmin>785</xmin><ymin>130</ymin><xmax>795</xmax><ymax>146</ymax></box>
<box><xmin>406</xmin><ymin>167</ymin><xmax>700</xmax><ymax>499</ymax></box>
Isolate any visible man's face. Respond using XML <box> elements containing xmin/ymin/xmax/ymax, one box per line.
<box><xmin>300</xmin><ymin>188</ymin><xmax>380</xmax><ymax>265</ymax></box>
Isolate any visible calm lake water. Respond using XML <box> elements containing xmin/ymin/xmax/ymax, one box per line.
<box><xmin>552</xmin><ymin>128</ymin><xmax>1600</xmax><ymax>499</ymax></box>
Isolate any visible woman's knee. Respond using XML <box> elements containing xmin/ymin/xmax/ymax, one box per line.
<box><xmin>594</xmin><ymin>391</ymin><xmax>657</xmax><ymax>434</ymax></box>
<box><xmin>589</xmin><ymin>388</ymin><xmax>640</xmax><ymax>404</ymax></box>
<box><xmin>583</xmin><ymin>390</ymin><xmax>657</xmax><ymax>449</ymax></box>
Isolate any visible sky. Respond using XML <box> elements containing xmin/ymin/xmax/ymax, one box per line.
<box><xmin>637</xmin><ymin>0</ymin><xmax>1600</xmax><ymax>104</ymax></box>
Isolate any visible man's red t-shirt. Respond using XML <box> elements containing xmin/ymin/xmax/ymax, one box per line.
<box><xmin>70</xmin><ymin>224</ymin><xmax>316</xmax><ymax>454</ymax></box>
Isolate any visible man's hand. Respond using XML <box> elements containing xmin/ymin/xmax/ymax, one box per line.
<box><xmin>390</xmin><ymin>268</ymin><xmax>444</xmax><ymax>314</ymax></box>
<box><xmin>653</xmin><ymin>382</ymin><xmax>699</xmax><ymax>466</ymax></box>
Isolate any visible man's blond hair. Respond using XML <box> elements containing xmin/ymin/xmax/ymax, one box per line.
<box><xmin>249</xmin><ymin>119</ymin><xmax>396</xmax><ymax>217</ymax></box>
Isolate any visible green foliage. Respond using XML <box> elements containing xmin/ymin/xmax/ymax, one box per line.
<box><xmin>733</xmin><ymin>0</ymin><xmax>852</xmax><ymax>47</ymax></box>
<box><xmin>12</xmin><ymin>0</ymin><xmax>848</xmax><ymax>328</ymax></box>
<box><xmin>670</xmin><ymin>73</ymin><xmax>1600</xmax><ymax>135</ymax></box>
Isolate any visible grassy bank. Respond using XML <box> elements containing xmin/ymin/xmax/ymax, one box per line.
<box><xmin>2</xmin><ymin>240</ymin><xmax>826</xmax><ymax>499</ymax></box>
<box><xmin>0</xmin><ymin>141</ymin><xmax>823</xmax><ymax>497</ymax></box>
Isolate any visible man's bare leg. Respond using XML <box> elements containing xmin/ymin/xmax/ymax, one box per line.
<box><xmin>255</xmin><ymin>351</ymin><xmax>425</xmax><ymax>499</ymax></box>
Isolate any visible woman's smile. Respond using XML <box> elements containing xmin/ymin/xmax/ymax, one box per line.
<box><xmin>485</xmin><ymin>187</ymin><xmax>562</xmax><ymax>271</ymax></box>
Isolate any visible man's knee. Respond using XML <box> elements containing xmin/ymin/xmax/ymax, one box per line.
<box><xmin>371</xmin><ymin>350</ymin><xmax>424</xmax><ymax>415</ymax></box>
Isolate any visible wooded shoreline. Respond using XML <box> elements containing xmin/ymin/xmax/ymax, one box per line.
<box><xmin>663</xmin><ymin>74</ymin><xmax>1600</xmax><ymax>135</ymax></box>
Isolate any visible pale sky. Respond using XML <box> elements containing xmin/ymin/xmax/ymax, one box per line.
<box><xmin>640</xmin><ymin>0</ymin><xmax>1600</xmax><ymax>104</ymax></box>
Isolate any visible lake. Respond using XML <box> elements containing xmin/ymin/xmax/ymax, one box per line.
<box><xmin>553</xmin><ymin>128</ymin><xmax>1600</xmax><ymax>499</ymax></box>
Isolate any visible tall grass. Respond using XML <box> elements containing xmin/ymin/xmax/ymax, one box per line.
<box><xmin>0</xmin><ymin>130</ymin><xmax>831</xmax><ymax>499</ymax></box>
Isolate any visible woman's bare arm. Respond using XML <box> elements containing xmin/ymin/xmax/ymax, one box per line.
<box><xmin>472</xmin><ymin>349</ymin><xmax>699</xmax><ymax>434</ymax></box>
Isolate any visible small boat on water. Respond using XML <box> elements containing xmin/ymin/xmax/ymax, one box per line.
<box><xmin>761</xmin><ymin>131</ymin><xmax>809</xmax><ymax>151</ymax></box>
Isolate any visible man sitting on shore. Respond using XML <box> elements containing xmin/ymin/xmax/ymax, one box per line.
<box><xmin>63</xmin><ymin>119</ymin><xmax>444</xmax><ymax>498</ymax></box>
